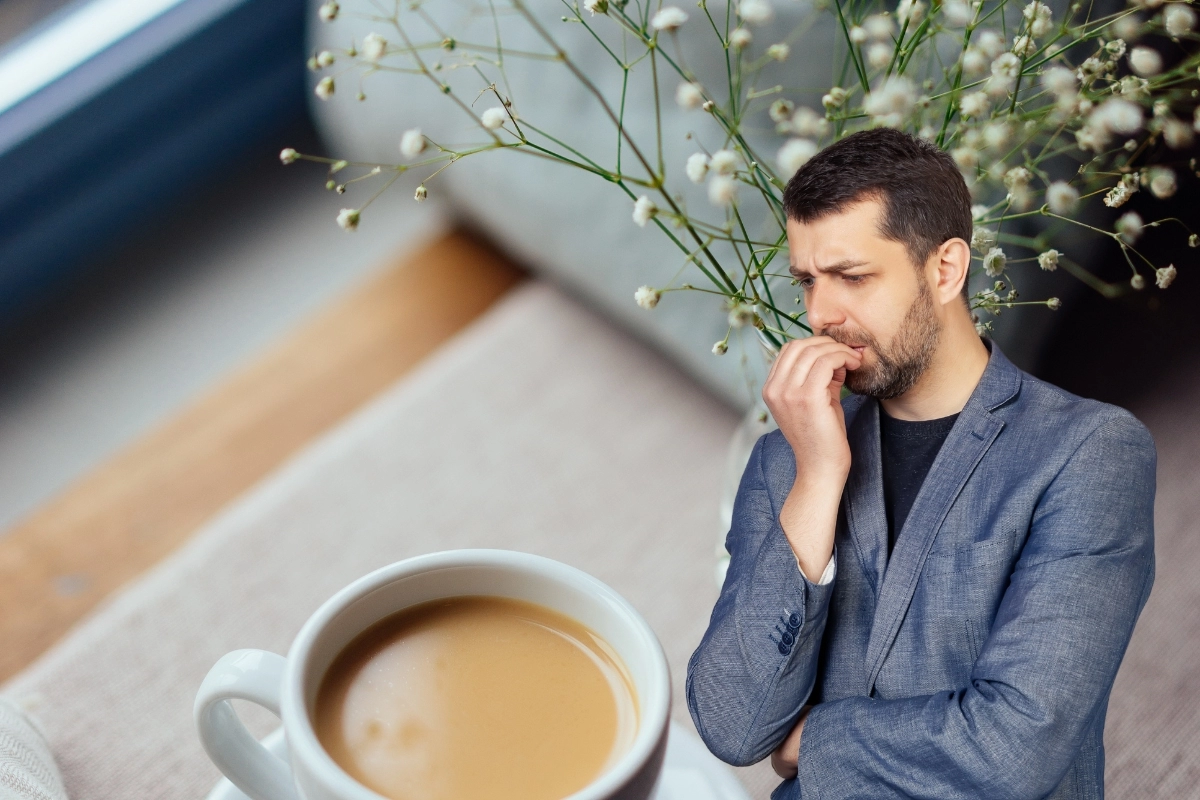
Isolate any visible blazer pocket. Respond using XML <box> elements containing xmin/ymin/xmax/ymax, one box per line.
<box><xmin>922</xmin><ymin>537</ymin><xmax>1013</xmax><ymax>576</ymax></box>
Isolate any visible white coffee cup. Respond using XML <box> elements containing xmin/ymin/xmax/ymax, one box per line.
<box><xmin>195</xmin><ymin>549</ymin><xmax>672</xmax><ymax>800</ymax></box>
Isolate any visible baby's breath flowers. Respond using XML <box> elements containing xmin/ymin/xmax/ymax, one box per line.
<box><xmin>399</xmin><ymin>128</ymin><xmax>425</xmax><ymax>159</ymax></box>
<box><xmin>480</xmin><ymin>107</ymin><xmax>507</xmax><ymax>130</ymax></box>
<box><xmin>632</xmin><ymin>196</ymin><xmax>657</xmax><ymax>227</ymax></box>
<box><xmin>650</xmin><ymin>6</ymin><xmax>688</xmax><ymax>31</ymax></box>
<box><xmin>300</xmin><ymin>0</ymin><xmax>1195</xmax><ymax>366</ymax></box>
<box><xmin>279</xmin><ymin>148</ymin><xmax>299</xmax><ymax>165</ymax></box>
<box><xmin>635</xmin><ymin>286</ymin><xmax>661</xmax><ymax>309</ymax></box>
<box><xmin>1038</xmin><ymin>250</ymin><xmax>1061</xmax><ymax>271</ymax></box>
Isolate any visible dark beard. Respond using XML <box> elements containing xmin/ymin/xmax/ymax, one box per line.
<box><xmin>825</xmin><ymin>277</ymin><xmax>941</xmax><ymax>400</ymax></box>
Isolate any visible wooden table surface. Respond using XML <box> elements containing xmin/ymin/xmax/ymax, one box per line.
<box><xmin>0</xmin><ymin>230</ymin><xmax>525</xmax><ymax>683</ymax></box>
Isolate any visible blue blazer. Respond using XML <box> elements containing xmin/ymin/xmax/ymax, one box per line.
<box><xmin>686</xmin><ymin>339</ymin><xmax>1156</xmax><ymax>800</ymax></box>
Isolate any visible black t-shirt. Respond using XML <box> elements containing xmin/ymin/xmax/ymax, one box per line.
<box><xmin>879</xmin><ymin>407</ymin><xmax>960</xmax><ymax>558</ymax></box>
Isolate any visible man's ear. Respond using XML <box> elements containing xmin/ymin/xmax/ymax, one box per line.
<box><xmin>934</xmin><ymin>238</ymin><xmax>971</xmax><ymax>307</ymax></box>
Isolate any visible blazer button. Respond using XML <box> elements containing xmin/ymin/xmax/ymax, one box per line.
<box><xmin>778</xmin><ymin>641</ymin><xmax>791</xmax><ymax>656</ymax></box>
<box><xmin>781</xmin><ymin>631</ymin><xmax>795</xmax><ymax>646</ymax></box>
<box><xmin>788</xmin><ymin>613</ymin><xmax>801</xmax><ymax>629</ymax></box>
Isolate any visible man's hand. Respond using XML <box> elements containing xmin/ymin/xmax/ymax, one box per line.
<box><xmin>762</xmin><ymin>337</ymin><xmax>862</xmax><ymax>580</ymax></box>
<box><xmin>771</xmin><ymin>705</ymin><xmax>813</xmax><ymax>779</ymax></box>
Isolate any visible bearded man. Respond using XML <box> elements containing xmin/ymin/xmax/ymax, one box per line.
<box><xmin>685</xmin><ymin>128</ymin><xmax>1156</xmax><ymax>800</ymax></box>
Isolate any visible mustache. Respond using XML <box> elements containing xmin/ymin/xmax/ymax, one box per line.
<box><xmin>823</xmin><ymin>327</ymin><xmax>878</xmax><ymax>349</ymax></box>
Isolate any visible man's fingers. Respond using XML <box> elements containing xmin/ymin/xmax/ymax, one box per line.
<box><xmin>765</xmin><ymin>340</ymin><xmax>861</xmax><ymax>404</ymax></box>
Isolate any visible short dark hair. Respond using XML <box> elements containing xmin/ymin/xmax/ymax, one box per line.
<box><xmin>782</xmin><ymin>128</ymin><xmax>973</xmax><ymax>302</ymax></box>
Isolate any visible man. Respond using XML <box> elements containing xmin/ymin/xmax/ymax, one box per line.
<box><xmin>685</xmin><ymin>128</ymin><xmax>1156</xmax><ymax>800</ymax></box>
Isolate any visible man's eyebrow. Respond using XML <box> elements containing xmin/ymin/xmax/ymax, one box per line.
<box><xmin>789</xmin><ymin>259</ymin><xmax>870</xmax><ymax>277</ymax></box>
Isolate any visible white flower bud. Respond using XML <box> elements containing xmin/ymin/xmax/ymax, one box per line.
<box><xmin>1041</xmin><ymin>65</ymin><xmax>1076</xmax><ymax>96</ymax></box>
<box><xmin>676</xmin><ymin>81</ymin><xmax>705</xmax><ymax>109</ymax></box>
<box><xmin>1155</xmin><ymin>264</ymin><xmax>1177</xmax><ymax>288</ymax></box>
<box><xmin>1047</xmin><ymin>296</ymin><xmax>1062</xmax><ymax>310</ymax></box>
<box><xmin>315</xmin><ymin>76</ymin><xmax>335</xmax><ymax>100</ymax></box>
<box><xmin>1164</xmin><ymin>119</ymin><xmax>1194</xmax><ymax>149</ymax></box>
<box><xmin>634</xmin><ymin>285</ymin><xmax>661</xmax><ymax>308</ymax></box>
<box><xmin>977</xmin><ymin>30</ymin><xmax>1005</xmax><ymax>58</ymax></box>
<box><xmin>708</xmin><ymin>174</ymin><xmax>739</xmax><ymax>206</ymax></box>
<box><xmin>337</xmin><ymin>208</ymin><xmax>360</xmax><ymax>231</ymax></box>
<box><xmin>971</xmin><ymin>226</ymin><xmax>997</xmax><ymax>252</ymax></box>
<box><xmin>400</xmin><ymin>128</ymin><xmax>426</xmax><ymax>159</ymax></box>
<box><xmin>414</xmin><ymin>185</ymin><xmax>428</xmax><ymax>202</ymax></box>
<box><xmin>709</xmin><ymin>149</ymin><xmax>740</xmax><ymax>176</ymax></box>
<box><xmin>632</xmin><ymin>196</ymin><xmax>657</xmax><ymax>227</ymax></box>
<box><xmin>1165</xmin><ymin>3</ymin><xmax>1196</xmax><ymax>36</ymax></box>
<box><xmin>728</xmin><ymin>302</ymin><xmax>757</xmax><ymax>327</ymax></box>
<box><xmin>766</xmin><ymin>43</ymin><xmax>790</xmax><ymax>61</ymax></box>
<box><xmin>971</xmin><ymin>204</ymin><xmax>990</xmax><ymax>220</ymax></box>
<box><xmin>712</xmin><ymin>340</ymin><xmax>729</xmax><ymax>355</ymax></box>
<box><xmin>943</xmin><ymin>0</ymin><xmax>973</xmax><ymax>27</ymax></box>
<box><xmin>686</xmin><ymin>152</ymin><xmax>710</xmax><ymax>183</ymax></box>
<box><xmin>1129</xmin><ymin>46</ymin><xmax>1162</xmax><ymax>75</ymax></box>
<box><xmin>739</xmin><ymin>0</ymin><xmax>774</xmax><ymax>26</ymax></box>
<box><xmin>481</xmin><ymin>106</ymin><xmax>508</xmax><ymax>129</ymax></box>
<box><xmin>1116</xmin><ymin>210</ymin><xmax>1144</xmax><ymax>244</ymax></box>
<box><xmin>362</xmin><ymin>33</ymin><xmax>387</xmax><ymax>61</ymax></box>
<box><xmin>991</xmin><ymin>52</ymin><xmax>1021</xmax><ymax>79</ymax></box>
<box><xmin>1149</xmin><ymin>167</ymin><xmax>1177</xmax><ymax>198</ymax></box>
<box><xmin>863</xmin><ymin>76</ymin><xmax>916</xmax><ymax>127</ymax></box>
<box><xmin>791</xmin><ymin>107</ymin><xmax>828</xmax><ymax>137</ymax></box>
<box><xmin>822</xmin><ymin>87</ymin><xmax>847</xmax><ymax>109</ymax></box>
<box><xmin>962</xmin><ymin>48</ymin><xmax>988</xmax><ymax>75</ymax></box>
<box><xmin>317</xmin><ymin>50</ymin><xmax>335</xmax><ymax>68</ymax></box>
<box><xmin>651</xmin><ymin>6</ymin><xmax>688</xmax><ymax>30</ymax></box>
<box><xmin>897</xmin><ymin>0</ymin><xmax>926</xmax><ymax>26</ymax></box>
<box><xmin>730</xmin><ymin>28</ymin><xmax>753</xmax><ymax>48</ymax></box>
<box><xmin>1046</xmin><ymin>181</ymin><xmax>1079</xmax><ymax>214</ymax></box>
<box><xmin>867</xmin><ymin>42</ymin><xmax>893</xmax><ymax>69</ymax></box>
<box><xmin>279</xmin><ymin>148</ymin><xmax>299</xmax><ymax>165</ymax></box>
<box><xmin>1038</xmin><ymin>249</ymin><xmax>1061</xmax><ymax>271</ymax></box>
<box><xmin>1130</xmin><ymin>273</ymin><xmax>1146</xmax><ymax>290</ymax></box>
<box><xmin>318</xmin><ymin>1</ymin><xmax>339</xmax><ymax>21</ymax></box>
<box><xmin>983</xmin><ymin>246</ymin><xmax>1007</xmax><ymax>276</ymax></box>
<box><xmin>952</xmin><ymin>146</ymin><xmax>980</xmax><ymax>170</ymax></box>
<box><xmin>1011</xmin><ymin>35</ymin><xmax>1036</xmax><ymax>57</ymax></box>
<box><xmin>959</xmin><ymin>91</ymin><xmax>989</xmax><ymax>117</ymax></box>
<box><xmin>1023</xmin><ymin>1</ymin><xmax>1053</xmax><ymax>36</ymax></box>
<box><xmin>849</xmin><ymin>25</ymin><xmax>867</xmax><ymax>43</ymax></box>
<box><xmin>583</xmin><ymin>0</ymin><xmax>609</xmax><ymax>15</ymax></box>
<box><xmin>777</xmin><ymin>138</ymin><xmax>819</xmax><ymax>174</ymax></box>
<box><xmin>769</xmin><ymin>99</ymin><xmax>795</xmax><ymax>122</ymax></box>
<box><xmin>863</xmin><ymin>13</ymin><xmax>895</xmax><ymax>40</ymax></box>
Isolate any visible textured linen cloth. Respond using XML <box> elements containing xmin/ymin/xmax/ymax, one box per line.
<box><xmin>1</xmin><ymin>280</ymin><xmax>1197</xmax><ymax>799</ymax></box>
<box><xmin>0</xmin><ymin>698</ymin><xmax>67</xmax><ymax>800</ymax></box>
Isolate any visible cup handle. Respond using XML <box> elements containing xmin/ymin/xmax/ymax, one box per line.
<box><xmin>195</xmin><ymin>649</ymin><xmax>300</xmax><ymax>800</ymax></box>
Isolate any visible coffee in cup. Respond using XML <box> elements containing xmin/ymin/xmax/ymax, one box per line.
<box><xmin>195</xmin><ymin>549</ymin><xmax>671</xmax><ymax>800</ymax></box>
<box><xmin>314</xmin><ymin>595</ymin><xmax>639</xmax><ymax>800</ymax></box>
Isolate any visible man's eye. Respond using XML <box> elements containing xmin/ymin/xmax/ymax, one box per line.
<box><xmin>843</xmin><ymin>274</ymin><xmax>865</xmax><ymax>284</ymax></box>
<box><xmin>798</xmin><ymin>277</ymin><xmax>814</xmax><ymax>288</ymax></box>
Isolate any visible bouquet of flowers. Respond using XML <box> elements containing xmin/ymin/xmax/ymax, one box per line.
<box><xmin>283</xmin><ymin>0</ymin><xmax>1197</xmax><ymax>349</ymax></box>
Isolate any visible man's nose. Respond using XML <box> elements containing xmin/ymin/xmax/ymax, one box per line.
<box><xmin>805</xmin><ymin>284</ymin><xmax>845</xmax><ymax>334</ymax></box>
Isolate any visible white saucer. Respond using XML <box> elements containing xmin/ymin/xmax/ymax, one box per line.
<box><xmin>206</xmin><ymin>719</ymin><xmax>751</xmax><ymax>800</ymax></box>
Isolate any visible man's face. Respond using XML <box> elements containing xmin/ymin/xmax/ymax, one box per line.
<box><xmin>786</xmin><ymin>198</ymin><xmax>942</xmax><ymax>400</ymax></box>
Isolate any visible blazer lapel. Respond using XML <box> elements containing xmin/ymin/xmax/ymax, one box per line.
<box><xmin>860</xmin><ymin>339</ymin><xmax>1022</xmax><ymax>696</ymax></box>
<box><xmin>842</xmin><ymin>399</ymin><xmax>889</xmax><ymax>597</ymax></box>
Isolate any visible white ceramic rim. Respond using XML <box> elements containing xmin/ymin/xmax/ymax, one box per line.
<box><xmin>279</xmin><ymin>548</ymin><xmax>671</xmax><ymax>800</ymax></box>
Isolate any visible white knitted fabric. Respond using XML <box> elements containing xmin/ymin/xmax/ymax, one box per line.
<box><xmin>0</xmin><ymin>698</ymin><xmax>66</xmax><ymax>800</ymax></box>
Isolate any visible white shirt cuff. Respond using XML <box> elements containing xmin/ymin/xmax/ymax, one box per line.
<box><xmin>796</xmin><ymin>549</ymin><xmax>837</xmax><ymax>585</ymax></box>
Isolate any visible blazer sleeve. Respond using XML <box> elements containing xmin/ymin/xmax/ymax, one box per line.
<box><xmin>686</xmin><ymin>432</ymin><xmax>838</xmax><ymax>767</ymax></box>
<box><xmin>785</xmin><ymin>412</ymin><xmax>1157</xmax><ymax>800</ymax></box>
